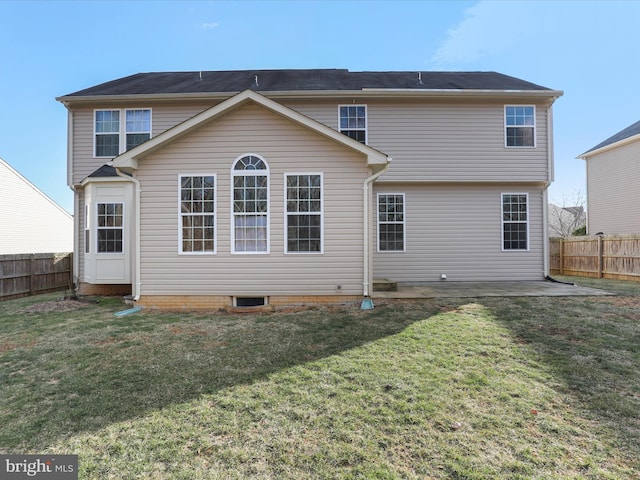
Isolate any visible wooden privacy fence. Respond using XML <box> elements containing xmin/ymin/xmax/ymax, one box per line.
<box><xmin>550</xmin><ymin>236</ymin><xmax>640</xmax><ymax>281</ymax></box>
<box><xmin>0</xmin><ymin>253</ymin><xmax>73</xmax><ymax>301</ymax></box>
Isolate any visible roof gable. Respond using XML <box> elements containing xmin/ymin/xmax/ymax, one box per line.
<box><xmin>579</xmin><ymin>119</ymin><xmax>640</xmax><ymax>158</ymax></box>
<box><xmin>111</xmin><ymin>89</ymin><xmax>390</xmax><ymax>172</ymax></box>
<box><xmin>0</xmin><ymin>157</ymin><xmax>72</xmax><ymax>220</ymax></box>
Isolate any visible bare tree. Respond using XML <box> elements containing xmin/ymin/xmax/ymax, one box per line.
<box><xmin>549</xmin><ymin>190</ymin><xmax>587</xmax><ymax>237</ymax></box>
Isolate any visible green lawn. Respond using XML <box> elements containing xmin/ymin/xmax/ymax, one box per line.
<box><xmin>1</xmin><ymin>277</ymin><xmax>639</xmax><ymax>479</ymax></box>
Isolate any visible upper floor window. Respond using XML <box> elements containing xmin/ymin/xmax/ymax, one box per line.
<box><xmin>339</xmin><ymin>105</ymin><xmax>367</xmax><ymax>143</ymax></box>
<box><xmin>505</xmin><ymin>106</ymin><xmax>535</xmax><ymax>147</ymax></box>
<box><xmin>95</xmin><ymin>109</ymin><xmax>151</xmax><ymax>157</ymax></box>
<box><xmin>377</xmin><ymin>193</ymin><xmax>405</xmax><ymax>252</ymax></box>
<box><xmin>286</xmin><ymin>174</ymin><xmax>323</xmax><ymax>253</ymax></box>
<box><xmin>97</xmin><ymin>202</ymin><xmax>123</xmax><ymax>253</ymax></box>
<box><xmin>232</xmin><ymin>155</ymin><xmax>269</xmax><ymax>253</ymax></box>
<box><xmin>502</xmin><ymin>193</ymin><xmax>528</xmax><ymax>250</ymax></box>
<box><xmin>179</xmin><ymin>175</ymin><xmax>216</xmax><ymax>254</ymax></box>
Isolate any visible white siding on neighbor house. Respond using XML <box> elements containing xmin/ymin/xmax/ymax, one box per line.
<box><xmin>0</xmin><ymin>158</ymin><xmax>73</xmax><ymax>254</ymax></box>
<box><xmin>135</xmin><ymin>103</ymin><xmax>370</xmax><ymax>296</ymax></box>
<box><xmin>586</xmin><ymin>141</ymin><xmax>640</xmax><ymax>235</ymax></box>
<box><xmin>284</xmin><ymin>98</ymin><xmax>551</xmax><ymax>183</ymax></box>
<box><xmin>372</xmin><ymin>183</ymin><xmax>546</xmax><ymax>282</ymax></box>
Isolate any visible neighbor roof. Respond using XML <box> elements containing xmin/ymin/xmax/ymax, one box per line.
<box><xmin>580</xmin><ymin>119</ymin><xmax>640</xmax><ymax>158</ymax></box>
<box><xmin>60</xmin><ymin>69</ymin><xmax>555</xmax><ymax>98</ymax></box>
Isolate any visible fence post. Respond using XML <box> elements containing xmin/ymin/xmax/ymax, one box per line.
<box><xmin>598</xmin><ymin>236</ymin><xmax>604</xmax><ymax>278</ymax></box>
<box><xmin>29</xmin><ymin>254</ymin><xmax>36</xmax><ymax>295</ymax></box>
<box><xmin>559</xmin><ymin>238</ymin><xmax>564</xmax><ymax>275</ymax></box>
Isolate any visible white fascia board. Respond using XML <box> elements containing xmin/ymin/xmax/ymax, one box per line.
<box><xmin>57</xmin><ymin>88</ymin><xmax>564</xmax><ymax>105</ymax></box>
<box><xmin>577</xmin><ymin>133</ymin><xmax>640</xmax><ymax>160</ymax></box>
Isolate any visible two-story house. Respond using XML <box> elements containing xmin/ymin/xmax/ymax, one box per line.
<box><xmin>57</xmin><ymin>69</ymin><xmax>562</xmax><ymax>309</ymax></box>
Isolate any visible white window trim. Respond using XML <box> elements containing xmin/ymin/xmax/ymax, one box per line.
<box><xmin>95</xmin><ymin>201</ymin><xmax>124</xmax><ymax>255</ymax></box>
<box><xmin>501</xmin><ymin>192</ymin><xmax>530</xmax><ymax>252</ymax></box>
<box><xmin>94</xmin><ymin>108</ymin><xmax>152</xmax><ymax>158</ymax></box>
<box><xmin>231</xmin><ymin>154</ymin><xmax>270</xmax><ymax>254</ymax></box>
<box><xmin>284</xmin><ymin>172</ymin><xmax>324</xmax><ymax>254</ymax></box>
<box><xmin>504</xmin><ymin>105</ymin><xmax>536</xmax><ymax>148</ymax></box>
<box><xmin>338</xmin><ymin>104</ymin><xmax>368</xmax><ymax>143</ymax></box>
<box><xmin>178</xmin><ymin>174</ymin><xmax>217</xmax><ymax>255</ymax></box>
<box><xmin>377</xmin><ymin>193</ymin><xmax>406</xmax><ymax>253</ymax></box>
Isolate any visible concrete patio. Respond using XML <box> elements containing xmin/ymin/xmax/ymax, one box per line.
<box><xmin>371</xmin><ymin>280</ymin><xmax>613</xmax><ymax>299</ymax></box>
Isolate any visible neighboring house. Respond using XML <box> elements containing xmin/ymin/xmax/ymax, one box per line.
<box><xmin>0</xmin><ymin>157</ymin><xmax>73</xmax><ymax>254</ymax></box>
<box><xmin>56</xmin><ymin>69</ymin><xmax>562</xmax><ymax>309</ymax></box>
<box><xmin>578</xmin><ymin>120</ymin><xmax>640</xmax><ymax>235</ymax></box>
<box><xmin>548</xmin><ymin>204</ymin><xmax>586</xmax><ymax>237</ymax></box>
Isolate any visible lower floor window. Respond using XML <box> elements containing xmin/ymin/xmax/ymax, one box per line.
<box><xmin>180</xmin><ymin>175</ymin><xmax>216</xmax><ymax>253</ymax></box>
<box><xmin>378</xmin><ymin>194</ymin><xmax>405</xmax><ymax>252</ymax></box>
<box><xmin>286</xmin><ymin>174</ymin><xmax>322</xmax><ymax>253</ymax></box>
<box><xmin>97</xmin><ymin>202</ymin><xmax>123</xmax><ymax>253</ymax></box>
<box><xmin>502</xmin><ymin>193</ymin><xmax>528</xmax><ymax>250</ymax></box>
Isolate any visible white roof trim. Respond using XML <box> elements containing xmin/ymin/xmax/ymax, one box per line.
<box><xmin>112</xmin><ymin>89</ymin><xmax>390</xmax><ymax>171</ymax></box>
<box><xmin>578</xmin><ymin>132</ymin><xmax>640</xmax><ymax>160</ymax></box>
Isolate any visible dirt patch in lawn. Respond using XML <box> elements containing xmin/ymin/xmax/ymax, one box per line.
<box><xmin>18</xmin><ymin>299</ymin><xmax>90</xmax><ymax>314</ymax></box>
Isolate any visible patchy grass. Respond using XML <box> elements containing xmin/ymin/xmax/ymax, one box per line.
<box><xmin>1</xmin><ymin>278</ymin><xmax>639</xmax><ymax>479</ymax></box>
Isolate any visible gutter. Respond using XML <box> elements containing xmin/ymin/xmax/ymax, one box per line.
<box><xmin>114</xmin><ymin>168</ymin><xmax>142</xmax><ymax>301</ymax></box>
<box><xmin>56</xmin><ymin>88</ymin><xmax>564</xmax><ymax>105</ymax></box>
<box><xmin>362</xmin><ymin>161</ymin><xmax>391</xmax><ymax>297</ymax></box>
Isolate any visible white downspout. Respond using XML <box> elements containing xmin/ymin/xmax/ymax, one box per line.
<box><xmin>72</xmin><ymin>186</ymin><xmax>79</xmax><ymax>289</ymax></box>
<box><xmin>543</xmin><ymin>101</ymin><xmax>555</xmax><ymax>278</ymax></box>
<box><xmin>542</xmin><ymin>186</ymin><xmax>550</xmax><ymax>277</ymax></box>
<box><xmin>64</xmin><ymin>107</ymin><xmax>79</xmax><ymax>289</ymax></box>
<box><xmin>362</xmin><ymin>160</ymin><xmax>391</xmax><ymax>297</ymax></box>
<box><xmin>115</xmin><ymin>168</ymin><xmax>142</xmax><ymax>301</ymax></box>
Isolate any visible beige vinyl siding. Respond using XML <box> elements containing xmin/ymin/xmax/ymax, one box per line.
<box><xmin>285</xmin><ymin>99</ymin><xmax>551</xmax><ymax>183</ymax></box>
<box><xmin>373</xmin><ymin>183</ymin><xmax>545</xmax><ymax>282</ymax></box>
<box><xmin>72</xmin><ymin>97</ymin><xmax>550</xmax><ymax>185</ymax></box>
<box><xmin>136</xmin><ymin>103</ymin><xmax>370</xmax><ymax>296</ymax></box>
<box><xmin>71</xmin><ymin>103</ymin><xmax>219</xmax><ymax>185</ymax></box>
<box><xmin>586</xmin><ymin>141</ymin><xmax>640</xmax><ymax>234</ymax></box>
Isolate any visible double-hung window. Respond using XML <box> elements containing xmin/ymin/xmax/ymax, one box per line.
<box><xmin>377</xmin><ymin>194</ymin><xmax>405</xmax><ymax>252</ymax></box>
<box><xmin>179</xmin><ymin>175</ymin><xmax>216</xmax><ymax>254</ymax></box>
<box><xmin>286</xmin><ymin>174</ymin><xmax>323</xmax><ymax>253</ymax></box>
<box><xmin>339</xmin><ymin>105</ymin><xmax>367</xmax><ymax>143</ymax></box>
<box><xmin>502</xmin><ymin>193</ymin><xmax>528</xmax><ymax>250</ymax></box>
<box><xmin>95</xmin><ymin>109</ymin><xmax>151</xmax><ymax>157</ymax></box>
<box><xmin>97</xmin><ymin>202</ymin><xmax>123</xmax><ymax>253</ymax></box>
<box><xmin>232</xmin><ymin>155</ymin><xmax>269</xmax><ymax>253</ymax></box>
<box><xmin>505</xmin><ymin>105</ymin><xmax>535</xmax><ymax>147</ymax></box>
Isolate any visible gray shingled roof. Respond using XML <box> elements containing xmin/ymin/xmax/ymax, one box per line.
<box><xmin>87</xmin><ymin>164</ymin><xmax>130</xmax><ymax>178</ymax></box>
<box><xmin>62</xmin><ymin>69</ymin><xmax>552</xmax><ymax>97</ymax></box>
<box><xmin>582</xmin><ymin>119</ymin><xmax>640</xmax><ymax>155</ymax></box>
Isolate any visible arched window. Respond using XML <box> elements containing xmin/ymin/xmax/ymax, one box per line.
<box><xmin>232</xmin><ymin>155</ymin><xmax>269</xmax><ymax>253</ymax></box>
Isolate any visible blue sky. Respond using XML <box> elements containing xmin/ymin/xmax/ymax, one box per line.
<box><xmin>1</xmin><ymin>0</ymin><xmax>638</xmax><ymax>213</ymax></box>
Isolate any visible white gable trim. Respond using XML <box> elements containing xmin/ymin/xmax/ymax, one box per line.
<box><xmin>111</xmin><ymin>89</ymin><xmax>390</xmax><ymax>172</ymax></box>
<box><xmin>578</xmin><ymin>132</ymin><xmax>640</xmax><ymax>160</ymax></box>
